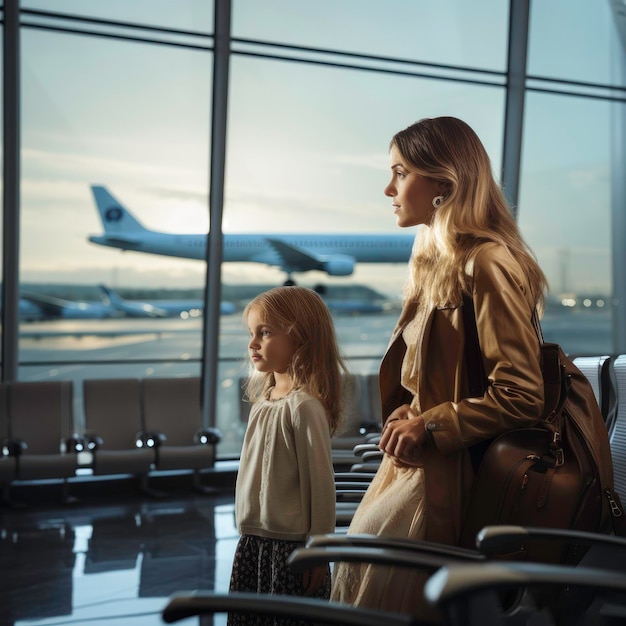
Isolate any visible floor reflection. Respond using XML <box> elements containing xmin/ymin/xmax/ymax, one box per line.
<box><xmin>0</xmin><ymin>488</ymin><xmax>238</xmax><ymax>626</ymax></box>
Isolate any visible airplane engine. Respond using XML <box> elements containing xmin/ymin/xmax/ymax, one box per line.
<box><xmin>322</xmin><ymin>255</ymin><xmax>355</xmax><ymax>276</ymax></box>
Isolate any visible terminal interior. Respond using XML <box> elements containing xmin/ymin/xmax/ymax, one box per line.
<box><xmin>1</xmin><ymin>1</ymin><xmax>626</xmax><ymax>625</ymax></box>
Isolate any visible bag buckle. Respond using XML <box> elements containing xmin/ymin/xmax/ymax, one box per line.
<box><xmin>551</xmin><ymin>431</ymin><xmax>564</xmax><ymax>467</ymax></box>
<box><xmin>555</xmin><ymin>448</ymin><xmax>565</xmax><ymax>467</ymax></box>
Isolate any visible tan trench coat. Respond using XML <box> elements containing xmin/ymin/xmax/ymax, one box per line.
<box><xmin>378</xmin><ymin>242</ymin><xmax>545</xmax><ymax>545</ymax></box>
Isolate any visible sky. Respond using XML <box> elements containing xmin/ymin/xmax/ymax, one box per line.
<box><xmin>14</xmin><ymin>0</ymin><xmax>624</xmax><ymax>297</ymax></box>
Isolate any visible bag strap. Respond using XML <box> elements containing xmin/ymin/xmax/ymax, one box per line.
<box><xmin>531</xmin><ymin>308</ymin><xmax>569</xmax><ymax>421</ymax></box>
<box><xmin>461</xmin><ymin>294</ymin><xmax>488</xmax><ymax>397</ymax></box>
<box><xmin>462</xmin><ymin>294</ymin><xmax>492</xmax><ymax>473</ymax></box>
<box><xmin>532</xmin><ymin>307</ymin><xmax>545</xmax><ymax>345</ymax></box>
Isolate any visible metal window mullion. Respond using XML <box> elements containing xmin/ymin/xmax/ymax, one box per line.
<box><xmin>611</xmin><ymin>30</ymin><xmax>626</xmax><ymax>353</ymax></box>
<box><xmin>201</xmin><ymin>0</ymin><xmax>231</xmax><ymax>435</ymax></box>
<box><xmin>501</xmin><ymin>0</ymin><xmax>530</xmax><ymax>215</ymax></box>
<box><xmin>2</xmin><ymin>0</ymin><xmax>21</xmax><ymax>383</ymax></box>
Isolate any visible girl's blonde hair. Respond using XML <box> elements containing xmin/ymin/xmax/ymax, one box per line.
<box><xmin>243</xmin><ymin>286</ymin><xmax>349</xmax><ymax>435</ymax></box>
<box><xmin>391</xmin><ymin>116</ymin><xmax>548</xmax><ymax>309</ymax></box>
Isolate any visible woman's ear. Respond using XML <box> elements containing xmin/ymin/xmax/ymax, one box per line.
<box><xmin>438</xmin><ymin>182</ymin><xmax>452</xmax><ymax>200</ymax></box>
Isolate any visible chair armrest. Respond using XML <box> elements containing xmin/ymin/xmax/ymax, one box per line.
<box><xmin>360</xmin><ymin>450</ymin><xmax>384</xmax><ymax>463</ymax></box>
<box><xmin>352</xmin><ymin>442</ymin><xmax>379</xmax><ymax>457</ymax></box>
<box><xmin>1</xmin><ymin>438</ymin><xmax>27</xmax><ymax>457</ymax></box>
<box><xmin>136</xmin><ymin>431</ymin><xmax>166</xmax><ymax>448</ymax></box>
<box><xmin>287</xmin><ymin>545</ymin><xmax>470</xmax><ymax>574</ymax></box>
<box><xmin>335</xmin><ymin>481</ymin><xmax>371</xmax><ymax>491</ymax></box>
<box><xmin>305</xmin><ymin>533</ymin><xmax>483</xmax><ymax>561</ymax></box>
<box><xmin>477</xmin><ymin>524</ymin><xmax>626</xmax><ymax>556</ymax></box>
<box><xmin>424</xmin><ymin>561</ymin><xmax>626</xmax><ymax>608</ymax></box>
<box><xmin>162</xmin><ymin>591</ymin><xmax>416</xmax><ymax>626</ymax></box>
<box><xmin>195</xmin><ymin>427</ymin><xmax>222</xmax><ymax>445</ymax></box>
<box><xmin>334</xmin><ymin>472</ymin><xmax>376</xmax><ymax>482</ymax></box>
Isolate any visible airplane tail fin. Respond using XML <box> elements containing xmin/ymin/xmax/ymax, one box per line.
<box><xmin>97</xmin><ymin>284</ymin><xmax>115</xmax><ymax>305</ymax></box>
<box><xmin>96</xmin><ymin>284</ymin><xmax>168</xmax><ymax>318</ymax></box>
<box><xmin>91</xmin><ymin>185</ymin><xmax>149</xmax><ymax>233</ymax></box>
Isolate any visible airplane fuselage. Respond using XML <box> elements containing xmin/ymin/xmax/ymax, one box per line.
<box><xmin>89</xmin><ymin>186</ymin><xmax>416</xmax><ymax>278</ymax></box>
<box><xmin>89</xmin><ymin>232</ymin><xmax>414</xmax><ymax>268</ymax></box>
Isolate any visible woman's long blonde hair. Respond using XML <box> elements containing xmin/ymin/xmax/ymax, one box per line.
<box><xmin>391</xmin><ymin>116</ymin><xmax>547</xmax><ymax>309</ymax></box>
<box><xmin>243</xmin><ymin>286</ymin><xmax>349</xmax><ymax>435</ymax></box>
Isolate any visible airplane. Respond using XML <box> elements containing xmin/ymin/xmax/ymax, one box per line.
<box><xmin>99</xmin><ymin>284</ymin><xmax>237</xmax><ymax>318</ymax></box>
<box><xmin>88</xmin><ymin>186</ymin><xmax>416</xmax><ymax>284</ymax></box>
<box><xmin>19</xmin><ymin>290</ymin><xmax>122</xmax><ymax>320</ymax></box>
<box><xmin>311</xmin><ymin>284</ymin><xmax>399</xmax><ymax>315</ymax></box>
<box><xmin>13</xmin><ymin>285</ymin><xmax>236</xmax><ymax>323</ymax></box>
<box><xmin>96</xmin><ymin>285</ymin><xmax>170</xmax><ymax>318</ymax></box>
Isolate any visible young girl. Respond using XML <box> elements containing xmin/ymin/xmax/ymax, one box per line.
<box><xmin>228</xmin><ymin>286</ymin><xmax>348</xmax><ymax>626</ymax></box>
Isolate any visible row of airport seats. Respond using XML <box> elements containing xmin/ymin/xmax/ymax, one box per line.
<box><xmin>0</xmin><ymin>377</ymin><xmax>222</xmax><ymax>503</ymax></box>
<box><xmin>163</xmin><ymin>355</ymin><xmax>626</xmax><ymax>626</ymax></box>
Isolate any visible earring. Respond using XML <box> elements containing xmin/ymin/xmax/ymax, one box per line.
<box><xmin>432</xmin><ymin>195</ymin><xmax>444</xmax><ymax>208</ymax></box>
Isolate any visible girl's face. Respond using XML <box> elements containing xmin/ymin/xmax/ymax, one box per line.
<box><xmin>384</xmin><ymin>144</ymin><xmax>441</xmax><ymax>228</ymax></box>
<box><xmin>247</xmin><ymin>305</ymin><xmax>297</xmax><ymax>375</ymax></box>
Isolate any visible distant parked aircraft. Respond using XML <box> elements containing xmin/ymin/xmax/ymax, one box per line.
<box><xmin>99</xmin><ymin>285</ymin><xmax>236</xmax><ymax>318</ymax></box>
<box><xmin>14</xmin><ymin>285</ymin><xmax>236</xmax><ymax>322</ymax></box>
<box><xmin>88</xmin><ymin>185</ymin><xmax>415</xmax><ymax>283</ymax></box>
<box><xmin>312</xmin><ymin>284</ymin><xmax>399</xmax><ymax>315</ymax></box>
<box><xmin>19</xmin><ymin>290</ymin><xmax>120</xmax><ymax>320</ymax></box>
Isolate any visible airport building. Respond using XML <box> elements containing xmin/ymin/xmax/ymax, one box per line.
<box><xmin>1</xmin><ymin>1</ymin><xmax>625</xmax><ymax>624</ymax></box>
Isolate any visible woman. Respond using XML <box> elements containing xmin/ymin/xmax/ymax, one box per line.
<box><xmin>331</xmin><ymin>116</ymin><xmax>548</xmax><ymax>615</ymax></box>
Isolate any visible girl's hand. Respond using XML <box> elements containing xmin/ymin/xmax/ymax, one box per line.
<box><xmin>302</xmin><ymin>566</ymin><xmax>327</xmax><ymax>596</ymax></box>
<box><xmin>379</xmin><ymin>404</ymin><xmax>426</xmax><ymax>463</ymax></box>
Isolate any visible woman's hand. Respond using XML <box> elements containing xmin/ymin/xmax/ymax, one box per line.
<box><xmin>379</xmin><ymin>404</ymin><xmax>426</xmax><ymax>463</ymax></box>
<box><xmin>302</xmin><ymin>565</ymin><xmax>327</xmax><ymax>596</ymax></box>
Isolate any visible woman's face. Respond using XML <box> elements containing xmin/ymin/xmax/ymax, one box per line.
<box><xmin>384</xmin><ymin>144</ymin><xmax>441</xmax><ymax>228</ymax></box>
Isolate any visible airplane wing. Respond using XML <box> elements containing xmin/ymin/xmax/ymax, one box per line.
<box><xmin>97</xmin><ymin>235</ymin><xmax>143</xmax><ymax>246</ymax></box>
<box><xmin>20</xmin><ymin>293</ymin><xmax>72</xmax><ymax>319</ymax></box>
<box><xmin>265</xmin><ymin>238</ymin><xmax>323</xmax><ymax>272</ymax></box>
<box><xmin>20</xmin><ymin>291</ymin><xmax>116</xmax><ymax>319</ymax></box>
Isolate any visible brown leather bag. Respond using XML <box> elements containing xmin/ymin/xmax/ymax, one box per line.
<box><xmin>458</xmin><ymin>299</ymin><xmax>625</xmax><ymax>564</ymax></box>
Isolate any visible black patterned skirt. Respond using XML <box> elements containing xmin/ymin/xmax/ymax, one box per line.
<box><xmin>228</xmin><ymin>534</ymin><xmax>331</xmax><ymax>626</ymax></box>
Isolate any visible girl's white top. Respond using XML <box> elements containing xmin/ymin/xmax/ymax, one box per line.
<box><xmin>235</xmin><ymin>388</ymin><xmax>336</xmax><ymax>541</ymax></box>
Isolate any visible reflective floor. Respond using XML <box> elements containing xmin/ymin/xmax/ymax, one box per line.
<box><xmin>0</xmin><ymin>470</ymin><xmax>239</xmax><ymax>626</ymax></box>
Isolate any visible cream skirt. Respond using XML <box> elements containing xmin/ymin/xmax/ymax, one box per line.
<box><xmin>330</xmin><ymin>454</ymin><xmax>438</xmax><ymax>619</ymax></box>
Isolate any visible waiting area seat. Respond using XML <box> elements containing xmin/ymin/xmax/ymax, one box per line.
<box><xmin>141</xmin><ymin>376</ymin><xmax>222</xmax><ymax>493</ymax></box>
<box><xmin>82</xmin><ymin>378</ymin><xmax>155</xmax><ymax>489</ymax></box>
<box><xmin>573</xmin><ymin>355</ymin><xmax>617</xmax><ymax>431</ymax></box>
<box><xmin>610</xmin><ymin>355</ymin><xmax>626</xmax><ymax>502</ymax></box>
<box><xmin>1</xmin><ymin>380</ymin><xmax>81</xmax><ymax>502</ymax></box>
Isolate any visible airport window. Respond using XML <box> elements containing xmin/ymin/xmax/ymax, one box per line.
<box><xmin>3</xmin><ymin>1</ymin><xmax>626</xmax><ymax>463</ymax></box>
<box><xmin>231</xmin><ymin>0</ymin><xmax>509</xmax><ymax>73</ymax></box>
<box><xmin>528</xmin><ymin>0</ymin><xmax>623</xmax><ymax>89</ymax></box>
<box><xmin>519</xmin><ymin>1</ymin><xmax>626</xmax><ymax>356</ymax></box>
<box><xmin>17</xmin><ymin>12</ymin><xmax>214</xmax><ymax>436</ymax></box>
<box><xmin>20</xmin><ymin>0</ymin><xmax>214</xmax><ymax>33</ymax></box>
<box><xmin>518</xmin><ymin>92</ymin><xmax>615</xmax><ymax>355</ymax></box>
